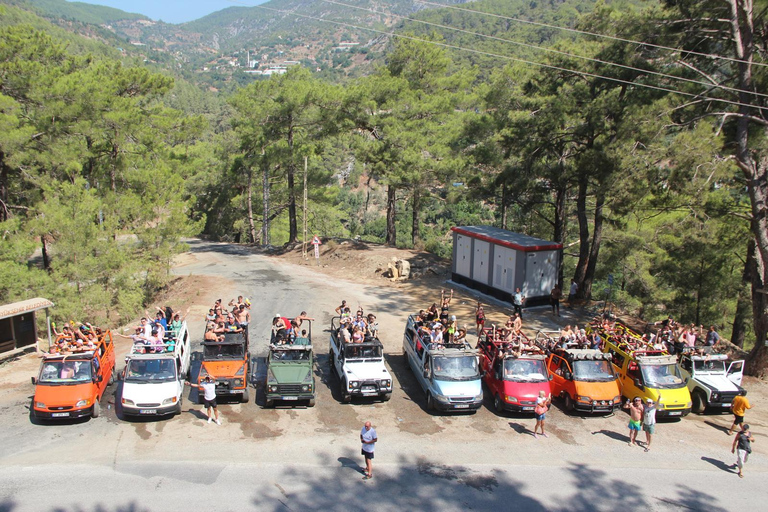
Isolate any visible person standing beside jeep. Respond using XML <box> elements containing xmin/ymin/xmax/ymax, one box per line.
<box><xmin>185</xmin><ymin>376</ymin><xmax>220</xmax><ymax>425</ymax></box>
<box><xmin>360</xmin><ymin>421</ymin><xmax>377</xmax><ymax>480</ymax></box>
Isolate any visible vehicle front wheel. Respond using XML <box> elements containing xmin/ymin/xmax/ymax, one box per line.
<box><xmin>381</xmin><ymin>393</ymin><xmax>391</xmax><ymax>402</ymax></box>
<box><xmin>329</xmin><ymin>351</ymin><xmax>335</xmax><ymax>375</ymax></box>
<box><xmin>426</xmin><ymin>393</ymin><xmax>435</xmax><ymax>411</ymax></box>
<box><xmin>265</xmin><ymin>399</ymin><xmax>274</xmax><ymax>408</ymax></box>
<box><xmin>494</xmin><ymin>394</ymin><xmax>504</xmax><ymax>414</ymax></box>
<box><xmin>564</xmin><ymin>394</ymin><xmax>575</xmax><ymax>412</ymax></box>
<box><xmin>241</xmin><ymin>389</ymin><xmax>250</xmax><ymax>404</ymax></box>
<box><xmin>307</xmin><ymin>398</ymin><xmax>316</xmax><ymax>407</ymax></box>
<box><xmin>91</xmin><ymin>400</ymin><xmax>101</xmax><ymax>418</ymax></box>
<box><xmin>175</xmin><ymin>399</ymin><xmax>183</xmax><ymax>416</ymax></box>
<box><xmin>692</xmin><ymin>391</ymin><xmax>706</xmax><ymax>414</ymax></box>
<box><xmin>340</xmin><ymin>381</ymin><xmax>351</xmax><ymax>404</ymax></box>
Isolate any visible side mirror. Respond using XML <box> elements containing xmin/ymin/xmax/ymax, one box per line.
<box><xmin>548</xmin><ymin>374</ymin><xmax>554</xmax><ymax>381</ymax></box>
<box><xmin>634</xmin><ymin>378</ymin><xmax>644</xmax><ymax>390</ymax></box>
<box><xmin>423</xmin><ymin>369</ymin><xmax>430</xmax><ymax>379</ymax></box>
<box><xmin>96</xmin><ymin>374</ymin><xmax>104</xmax><ymax>383</ymax></box>
<box><xmin>480</xmin><ymin>370</ymin><xmax>486</xmax><ymax>378</ymax></box>
<box><xmin>31</xmin><ymin>377</ymin><xmax>36</xmax><ymax>385</ymax></box>
<box><xmin>564</xmin><ymin>371</ymin><xmax>573</xmax><ymax>380</ymax></box>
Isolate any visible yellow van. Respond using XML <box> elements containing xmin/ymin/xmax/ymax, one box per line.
<box><xmin>603</xmin><ymin>340</ymin><xmax>691</xmax><ymax>418</ymax></box>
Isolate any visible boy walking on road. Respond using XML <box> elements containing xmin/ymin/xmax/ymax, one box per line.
<box><xmin>360</xmin><ymin>421</ymin><xmax>377</xmax><ymax>480</ymax></box>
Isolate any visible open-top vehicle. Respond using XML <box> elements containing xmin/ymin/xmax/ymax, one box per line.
<box><xmin>477</xmin><ymin>328</ymin><xmax>551</xmax><ymax>413</ymax></box>
<box><xmin>679</xmin><ymin>353</ymin><xmax>745</xmax><ymax>413</ymax></box>
<box><xmin>546</xmin><ymin>349</ymin><xmax>621</xmax><ymax>414</ymax></box>
<box><xmin>32</xmin><ymin>330</ymin><xmax>116</xmax><ymax>420</ymax></box>
<box><xmin>120</xmin><ymin>321</ymin><xmax>191</xmax><ymax>418</ymax></box>
<box><xmin>403</xmin><ymin>314</ymin><xmax>483</xmax><ymax>412</ymax></box>
<box><xmin>199</xmin><ymin>329</ymin><xmax>250</xmax><ymax>403</ymax></box>
<box><xmin>266</xmin><ymin>321</ymin><xmax>315</xmax><ymax>407</ymax></box>
<box><xmin>329</xmin><ymin>317</ymin><xmax>392</xmax><ymax>403</ymax></box>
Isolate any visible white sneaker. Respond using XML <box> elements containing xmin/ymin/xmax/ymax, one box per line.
<box><xmin>215</xmin><ymin>419</ymin><xmax>221</xmax><ymax>425</ymax></box>
<box><xmin>207</xmin><ymin>417</ymin><xmax>212</xmax><ymax>423</ymax></box>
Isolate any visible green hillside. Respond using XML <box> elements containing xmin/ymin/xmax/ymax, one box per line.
<box><xmin>14</xmin><ymin>0</ymin><xmax>148</xmax><ymax>23</ymax></box>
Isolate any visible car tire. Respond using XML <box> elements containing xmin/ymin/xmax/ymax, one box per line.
<box><xmin>564</xmin><ymin>394</ymin><xmax>575</xmax><ymax>412</ymax></box>
<box><xmin>265</xmin><ymin>399</ymin><xmax>274</xmax><ymax>408</ymax></box>
<box><xmin>175</xmin><ymin>400</ymin><xmax>183</xmax><ymax>416</ymax></box>
<box><xmin>494</xmin><ymin>394</ymin><xmax>504</xmax><ymax>414</ymax></box>
<box><xmin>426</xmin><ymin>393</ymin><xmax>435</xmax><ymax>411</ymax></box>
<box><xmin>692</xmin><ymin>390</ymin><xmax>707</xmax><ymax>414</ymax></box>
<box><xmin>340</xmin><ymin>381</ymin><xmax>351</xmax><ymax>404</ymax></box>
<box><xmin>92</xmin><ymin>400</ymin><xmax>101</xmax><ymax>418</ymax></box>
<box><xmin>241</xmin><ymin>389</ymin><xmax>250</xmax><ymax>404</ymax></box>
<box><xmin>308</xmin><ymin>398</ymin><xmax>316</xmax><ymax>407</ymax></box>
<box><xmin>329</xmin><ymin>351</ymin><xmax>335</xmax><ymax>375</ymax></box>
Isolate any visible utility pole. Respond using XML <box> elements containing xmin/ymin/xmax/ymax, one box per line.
<box><xmin>302</xmin><ymin>156</ymin><xmax>308</xmax><ymax>259</ymax></box>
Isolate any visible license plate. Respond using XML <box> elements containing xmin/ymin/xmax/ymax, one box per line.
<box><xmin>140</xmin><ymin>409</ymin><xmax>157</xmax><ymax>415</ymax></box>
<box><xmin>283</xmin><ymin>396</ymin><xmax>298</xmax><ymax>400</ymax></box>
<box><xmin>454</xmin><ymin>404</ymin><xmax>469</xmax><ymax>409</ymax></box>
<box><xmin>668</xmin><ymin>411</ymin><xmax>681</xmax><ymax>416</ymax></box>
<box><xmin>51</xmin><ymin>412</ymin><xmax>70</xmax><ymax>418</ymax></box>
<box><xmin>722</xmin><ymin>403</ymin><xmax>731</xmax><ymax>407</ymax></box>
<box><xmin>522</xmin><ymin>407</ymin><xmax>534</xmax><ymax>411</ymax></box>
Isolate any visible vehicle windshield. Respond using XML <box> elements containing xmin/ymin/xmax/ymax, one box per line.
<box><xmin>125</xmin><ymin>359</ymin><xmax>177</xmax><ymax>382</ymax></box>
<box><xmin>503</xmin><ymin>359</ymin><xmax>548</xmax><ymax>382</ymax></box>
<box><xmin>203</xmin><ymin>343</ymin><xmax>244</xmax><ymax>360</ymax></box>
<box><xmin>271</xmin><ymin>349</ymin><xmax>310</xmax><ymax>361</ymax></box>
<box><xmin>433</xmin><ymin>355</ymin><xmax>479</xmax><ymax>381</ymax></box>
<box><xmin>573</xmin><ymin>360</ymin><xmax>616</xmax><ymax>382</ymax></box>
<box><xmin>38</xmin><ymin>360</ymin><xmax>92</xmax><ymax>384</ymax></box>
<box><xmin>693</xmin><ymin>360</ymin><xmax>726</xmax><ymax>373</ymax></box>
<box><xmin>641</xmin><ymin>363</ymin><xmax>685</xmax><ymax>388</ymax></box>
<box><xmin>345</xmin><ymin>344</ymin><xmax>382</xmax><ymax>360</ymax></box>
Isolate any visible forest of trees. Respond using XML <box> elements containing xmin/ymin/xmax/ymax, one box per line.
<box><xmin>1</xmin><ymin>1</ymin><xmax>767</xmax><ymax>375</ymax></box>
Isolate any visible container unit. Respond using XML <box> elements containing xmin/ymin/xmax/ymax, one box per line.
<box><xmin>450</xmin><ymin>226</ymin><xmax>562</xmax><ymax>306</ymax></box>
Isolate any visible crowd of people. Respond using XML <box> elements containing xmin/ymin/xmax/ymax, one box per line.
<box><xmin>122</xmin><ymin>306</ymin><xmax>189</xmax><ymax>354</ymax></box>
<box><xmin>271</xmin><ymin>311</ymin><xmax>315</xmax><ymax>344</ymax></box>
<box><xmin>333</xmin><ymin>300</ymin><xmax>379</xmax><ymax>344</ymax></box>
<box><xmin>50</xmin><ymin>321</ymin><xmax>105</xmax><ymax>354</ymax></box>
<box><xmin>204</xmin><ymin>297</ymin><xmax>250</xmax><ymax>342</ymax></box>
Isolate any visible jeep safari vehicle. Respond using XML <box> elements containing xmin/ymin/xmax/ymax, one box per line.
<box><xmin>32</xmin><ymin>330</ymin><xmax>116</xmax><ymax>420</ymax></box>
<box><xmin>329</xmin><ymin>317</ymin><xmax>392</xmax><ymax>403</ymax></box>
<box><xmin>599</xmin><ymin>323</ymin><xmax>691</xmax><ymax>417</ymax></box>
<box><xmin>120</xmin><ymin>321</ymin><xmax>191</xmax><ymax>418</ymax></box>
<box><xmin>477</xmin><ymin>328</ymin><xmax>551</xmax><ymax>413</ymax></box>
<box><xmin>199</xmin><ymin>329</ymin><xmax>250</xmax><ymax>403</ymax></box>
<box><xmin>265</xmin><ymin>321</ymin><xmax>315</xmax><ymax>407</ymax></box>
<box><xmin>679</xmin><ymin>353</ymin><xmax>745</xmax><ymax>413</ymax></box>
<box><xmin>403</xmin><ymin>314</ymin><xmax>483</xmax><ymax>412</ymax></box>
<box><xmin>546</xmin><ymin>349</ymin><xmax>621</xmax><ymax>414</ymax></box>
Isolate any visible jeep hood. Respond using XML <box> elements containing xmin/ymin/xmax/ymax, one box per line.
<box><xmin>271</xmin><ymin>365</ymin><xmax>311</xmax><ymax>383</ymax></box>
<box><xmin>344</xmin><ymin>362</ymin><xmax>391</xmax><ymax>381</ymax></box>
<box><xmin>34</xmin><ymin>382</ymin><xmax>94</xmax><ymax>407</ymax></box>
<box><xmin>434</xmin><ymin>378</ymin><xmax>482</xmax><ymax>398</ymax></box>
<box><xmin>696</xmin><ymin>375</ymin><xmax>740</xmax><ymax>393</ymax></box>
<box><xmin>122</xmin><ymin>381</ymin><xmax>180</xmax><ymax>403</ymax></box>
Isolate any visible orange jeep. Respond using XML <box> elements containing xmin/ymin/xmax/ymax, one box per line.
<box><xmin>31</xmin><ymin>330</ymin><xmax>116</xmax><ymax>420</ymax></box>
<box><xmin>546</xmin><ymin>348</ymin><xmax>621</xmax><ymax>414</ymax></box>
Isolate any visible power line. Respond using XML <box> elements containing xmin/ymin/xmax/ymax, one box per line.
<box><xmin>321</xmin><ymin>0</ymin><xmax>768</xmax><ymax>101</ymax></box>
<box><xmin>217</xmin><ymin>0</ymin><xmax>762</xmax><ymax>110</ymax></box>
<box><xmin>416</xmin><ymin>0</ymin><xmax>768</xmax><ymax>69</ymax></box>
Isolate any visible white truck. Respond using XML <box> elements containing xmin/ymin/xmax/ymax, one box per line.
<box><xmin>329</xmin><ymin>317</ymin><xmax>392</xmax><ymax>403</ymax></box>
<box><xmin>120</xmin><ymin>322</ymin><xmax>191</xmax><ymax>417</ymax></box>
<box><xmin>679</xmin><ymin>353</ymin><xmax>745</xmax><ymax>414</ymax></box>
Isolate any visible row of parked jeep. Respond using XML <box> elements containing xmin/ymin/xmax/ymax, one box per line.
<box><xmin>29</xmin><ymin>314</ymin><xmax>746</xmax><ymax>422</ymax></box>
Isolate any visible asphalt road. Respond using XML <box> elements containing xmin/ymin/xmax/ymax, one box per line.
<box><xmin>0</xmin><ymin>240</ymin><xmax>764</xmax><ymax>511</ymax></box>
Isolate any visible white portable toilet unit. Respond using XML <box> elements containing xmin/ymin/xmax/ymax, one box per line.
<box><xmin>450</xmin><ymin>226</ymin><xmax>562</xmax><ymax>306</ymax></box>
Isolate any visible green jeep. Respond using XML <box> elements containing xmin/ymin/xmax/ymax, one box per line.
<box><xmin>265</xmin><ymin>321</ymin><xmax>315</xmax><ymax>407</ymax></box>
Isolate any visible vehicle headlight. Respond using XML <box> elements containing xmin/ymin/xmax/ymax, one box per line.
<box><xmin>474</xmin><ymin>392</ymin><xmax>484</xmax><ymax>401</ymax></box>
<box><xmin>349</xmin><ymin>381</ymin><xmax>360</xmax><ymax>389</ymax></box>
<box><xmin>711</xmin><ymin>392</ymin><xmax>720</xmax><ymax>401</ymax></box>
<box><xmin>234</xmin><ymin>379</ymin><xmax>243</xmax><ymax>387</ymax></box>
<box><xmin>612</xmin><ymin>396</ymin><xmax>621</xmax><ymax>403</ymax></box>
<box><xmin>505</xmin><ymin>396</ymin><xmax>519</xmax><ymax>403</ymax></box>
<box><xmin>268</xmin><ymin>385</ymin><xmax>278</xmax><ymax>393</ymax></box>
<box><xmin>76</xmin><ymin>399</ymin><xmax>90</xmax><ymax>407</ymax></box>
<box><xmin>433</xmin><ymin>393</ymin><xmax>449</xmax><ymax>402</ymax></box>
<box><xmin>162</xmin><ymin>397</ymin><xmax>178</xmax><ymax>405</ymax></box>
<box><xmin>122</xmin><ymin>398</ymin><xmax>135</xmax><ymax>406</ymax></box>
<box><xmin>686</xmin><ymin>401</ymin><xmax>692</xmax><ymax>408</ymax></box>
<box><xmin>381</xmin><ymin>379</ymin><xmax>391</xmax><ymax>388</ymax></box>
<box><xmin>235</xmin><ymin>365</ymin><xmax>245</xmax><ymax>376</ymax></box>
<box><xmin>301</xmin><ymin>385</ymin><xmax>309</xmax><ymax>392</ymax></box>
<box><xmin>576</xmin><ymin>395</ymin><xmax>591</xmax><ymax>402</ymax></box>
<box><xmin>35</xmin><ymin>402</ymin><xmax>46</xmax><ymax>408</ymax></box>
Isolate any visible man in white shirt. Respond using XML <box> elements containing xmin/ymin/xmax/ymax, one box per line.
<box><xmin>360</xmin><ymin>421</ymin><xmax>377</xmax><ymax>480</ymax></box>
<box><xmin>186</xmin><ymin>376</ymin><xmax>220</xmax><ymax>425</ymax></box>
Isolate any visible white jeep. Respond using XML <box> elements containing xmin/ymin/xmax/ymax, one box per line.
<box><xmin>329</xmin><ymin>317</ymin><xmax>392</xmax><ymax>403</ymax></box>
<box><xmin>679</xmin><ymin>353</ymin><xmax>744</xmax><ymax>414</ymax></box>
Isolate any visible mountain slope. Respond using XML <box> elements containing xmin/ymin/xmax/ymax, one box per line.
<box><xmin>9</xmin><ymin>0</ymin><xmax>148</xmax><ymax>23</ymax></box>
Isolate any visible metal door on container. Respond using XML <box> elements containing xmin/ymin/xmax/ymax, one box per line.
<box><xmin>493</xmin><ymin>246</ymin><xmax>516</xmax><ymax>293</ymax></box>
<box><xmin>526</xmin><ymin>250</ymin><xmax>557</xmax><ymax>296</ymax></box>
<box><xmin>455</xmin><ymin>235</ymin><xmax>472</xmax><ymax>277</ymax></box>
<box><xmin>472</xmin><ymin>240</ymin><xmax>490</xmax><ymax>285</ymax></box>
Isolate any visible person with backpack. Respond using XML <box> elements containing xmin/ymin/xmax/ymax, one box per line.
<box><xmin>731</xmin><ymin>423</ymin><xmax>755</xmax><ymax>478</ymax></box>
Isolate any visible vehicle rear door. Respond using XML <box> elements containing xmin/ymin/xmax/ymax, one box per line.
<box><xmin>547</xmin><ymin>354</ymin><xmax>565</xmax><ymax>396</ymax></box>
<box><xmin>727</xmin><ymin>360</ymin><xmax>745</xmax><ymax>387</ymax></box>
